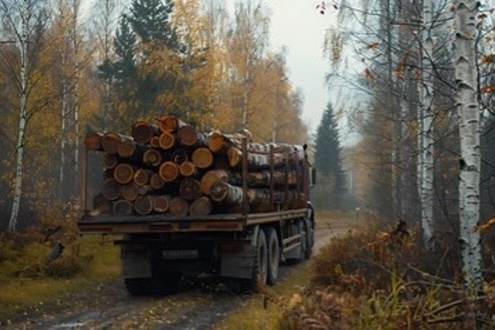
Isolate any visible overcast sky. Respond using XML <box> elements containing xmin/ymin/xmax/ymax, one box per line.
<box><xmin>266</xmin><ymin>1</ymin><xmax>334</xmax><ymax>135</ymax></box>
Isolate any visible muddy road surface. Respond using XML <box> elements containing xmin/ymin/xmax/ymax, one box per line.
<box><xmin>5</xmin><ymin>214</ymin><xmax>353</xmax><ymax>330</ymax></box>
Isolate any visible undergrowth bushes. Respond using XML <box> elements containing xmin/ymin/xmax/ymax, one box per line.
<box><xmin>268</xmin><ymin>221</ymin><xmax>495</xmax><ymax>329</ymax></box>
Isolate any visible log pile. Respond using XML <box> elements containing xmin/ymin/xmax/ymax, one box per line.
<box><xmin>84</xmin><ymin>115</ymin><xmax>307</xmax><ymax>217</ymax></box>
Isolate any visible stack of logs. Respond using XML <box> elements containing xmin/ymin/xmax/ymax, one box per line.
<box><xmin>84</xmin><ymin>115</ymin><xmax>307</xmax><ymax>217</ymax></box>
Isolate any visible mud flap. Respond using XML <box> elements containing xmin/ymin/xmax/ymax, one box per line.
<box><xmin>220</xmin><ymin>226</ymin><xmax>259</xmax><ymax>279</ymax></box>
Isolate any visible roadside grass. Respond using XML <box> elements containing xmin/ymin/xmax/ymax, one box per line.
<box><xmin>215</xmin><ymin>262</ymin><xmax>312</xmax><ymax>330</ymax></box>
<box><xmin>0</xmin><ymin>234</ymin><xmax>120</xmax><ymax>323</ymax></box>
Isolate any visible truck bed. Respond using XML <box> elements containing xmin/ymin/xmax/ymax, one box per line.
<box><xmin>78</xmin><ymin>208</ymin><xmax>308</xmax><ymax>234</ymax></box>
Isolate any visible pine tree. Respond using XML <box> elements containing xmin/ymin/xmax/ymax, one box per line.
<box><xmin>128</xmin><ymin>0</ymin><xmax>178</xmax><ymax>48</ymax></box>
<box><xmin>313</xmin><ymin>102</ymin><xmax>346</xmax><ymax>209</ymax></box>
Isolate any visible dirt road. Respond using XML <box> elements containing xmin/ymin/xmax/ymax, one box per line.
<box><xmin>5</xmin><ymin>213</ymin><xmax>353</xmax><ymax>330</ymax></box>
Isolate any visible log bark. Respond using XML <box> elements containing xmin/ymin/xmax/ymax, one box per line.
<box><xmin>153</xmin><ymin>195</ymin><xmax>170</xmax><ymax>213</ymax></box>
<box><xmin>200</xmin><ymin>169</ymin><xmax>231</xmax><ymax>195</ymax></box>
<box><xmin>189</xmin><ymin>196</ymin><xmax>212</xmax><ymax>216</ymax></box>
<box><xmin>118</xmin><ymin>139</ymin><xmax>149</xmax><ymax>160</ymax></box>
<box><xmin>158</xmin><ymin>132</ymin><xmax>176</xmax><ymax>150</ymax></box>
<box><xmin>179</xmin><ymin>177</ymin><xmax>202</xmax><ymax>201</ymax></box>
<box><xmin>169</xmin><ymin>196</ymin><xmax>188</xmax><ymax>216</ymax></box>
<box><xmin>158</xmin><ymin>115</ymin><xmax>187</xmax><ymax>133</ymax></box>
<box><xmin>131</xmin><ymin>120</ymin><xmax>160</xmax><ymax>144</ymax></box>
<box><xmin>121</xmin><ymin>182</ymin><xmax>140</xmax><ymax>201</ymax></box>
<box><xmin>177</xmin><ymin>126</ymin><xmax>206</xmax><ymax>147</ymax></box>
<box><xmin>113</xmin><ymin>163</ymin><xmax>136</xmax><ymax>184</ymax></box>
<box><xmin>84</xmin><ymin>131</ymin><xmax>104</xmax><ymax>151</ymax></box>
<box><xmin>207</xmin><ymin>131</ymin><xmax>235</xmax><ymax>153</ymax></box>
<box><xmin>227</xmin><ymin>146</ymin><xmax>285</xmax><ymax>169</ymax></box>
<box><xmin>113</xmin><ymin>199</ymin><xmax>133</xmax><ymax>215</ymax></box>
<box><xmin>134</xmin><ymin>195</ymin><xmax>154</xmax><ymax>215</ymax></box>
<box><xmin>192</xmin><ymin>147</ymin><xmax>213</xmax><ymax>169</ymax></box>
<box><xmin>102</xmin><ymin>153</ymin><xmax>118</xmax><ymax>169</ymax></box>
<box><xmin>159</xmin><ymin>161</ymin><xmax>180</xmax><ymax>182</ymax></box>
<box><xmin>210</xmin><ymin>181</ymin><xmax>243</xmax><ymax>205</ymax></box>
<box><xmin>101</xmin><ymin>131</ymin><xmax>132</xmax><ymax>155</ymax></box>
<box><xmin>180</xmin><ymin>161</ymin><xmax>197</xmax><ymax>177</ymax></box>
<box><xmin>101</xmin><ymin>178</ymin><xmax>121</xmax><ymax>200</ymax></box>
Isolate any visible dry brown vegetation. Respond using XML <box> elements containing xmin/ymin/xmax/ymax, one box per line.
<box><xmin>256</xmin><ymin>213</ymin><xmax>495</xmax><ymax>330</ymax></box>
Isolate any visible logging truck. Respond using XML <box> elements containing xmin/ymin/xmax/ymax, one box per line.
<box><xmin>77</xmin><ymin>116</ymin><xmax>316</xmax><ymax>295</ymax></box>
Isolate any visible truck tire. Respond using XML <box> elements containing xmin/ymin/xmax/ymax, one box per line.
<box><xmin>264</xmin><ymin>227</ymin><xmax>280</xmax><ymax>285</ymax></box>
<box><xmin>304</xmin><ymin>219</ymin><xmax>314</xmax><ymax>259</ymax></box>
<box><xmin>124</xmin><ymin>278</ymin><xmax>147</xmax><ymax>296</ymax></box>
<box><xmin>255</xmin><ymin>229</ymin><xmax>268</xmax><ymax>287</ymax></box>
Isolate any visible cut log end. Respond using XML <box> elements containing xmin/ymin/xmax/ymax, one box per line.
<box><xmin>153</xmin><ymin>195</ymin><xmax>171</xmax><ymax>213</ymax></box>
<box><xmin>192</xmin><ymin>147</ymin><xmax>213</xmax><ymax>169</ymax></box>
<box><xmin>169</xmin><ymin>197</ymin><xmax>189</xmax><ymax>216</ymax></box>
<box><xmin>84</xmin><ymin>132</ymin><xmax>103</xmax><ymax>151</ymax></box>
<box><xmin>180</xmin><ymin>161</ymin><xmax>197</xmax><ymax>177</ymax></box>
<box><xmin>177</xmin><ymin>125</ymin><xmax>198</xmax><ymax>146</ymax></box>
<box><xmin>114</xmin><ymin>163</ymin><xmax>135</xmax><ymax>184</ymax></box>
<box><xmin>189</xmin><ymin>196</ymin><xmax>212</xmax><ymax>216</ymax></box>
<box><xmin>143</xmin><ymin>149</ymin><xmax>162</xmax><ymax>167</ymax></box>
<box><xmin>113</xmin><ymin>200</ymin><xmax>133</xmax><ymax>215</ymax></box>
<box><xmin>159</xmin><ymin>132</ymin><xmax>176</xmax><ymax>150</ymax></box>
<box><xmin>134</xmin><ymin>196</ymin><xmax>154</xmax><ymax>215</ymax></box>
<box><xmin>132</xmin><ymin>121</ymin><xmax>157</xmax><ymax>144</ymax></box>
<box><xmin>102</xmin><ymin>154</ymin><xmax>118</xmax><ymax>169</ymax></box>
<box><xmin>159</xmin><ymin>161</ymin><xmax>180</xmax><ymax>182</ymax></box>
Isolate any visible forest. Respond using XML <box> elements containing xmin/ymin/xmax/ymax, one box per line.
<box><xmin>2</xmin><ymin>0</ymin><xmax>495</xmax><ymax>327</ymax></box>
<box><xmin>0</xmin><ymin>0</ymin><xmax>309</xmax><ymax>230</ymax></box>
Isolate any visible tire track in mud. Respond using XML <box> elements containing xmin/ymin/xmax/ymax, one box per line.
<box><xmin>5</xmin><ymin>218</ymin><xmax>345</xmax><ymax>330</ymax></box>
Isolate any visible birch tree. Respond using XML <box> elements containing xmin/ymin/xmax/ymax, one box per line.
<box><xmin>5</xmin><ymin>0</ymin><xmax>28</xmax><ymax>231</ymax></box>
<box><xmin>454</xmin><ymin>0</ymin><xmax>483</xmax><ymax>290</ymax></box>
<box><xmin>419</xmin><ymin>0</ymin><xmax>435</xmax><ymax>250</ymax></box>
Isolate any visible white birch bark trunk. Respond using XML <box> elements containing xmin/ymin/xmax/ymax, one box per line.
<box><xmin>454</xmin><ymin>0</ymin><xmax>483</xmax><ymax>291</ymax></box>
<box><xmin>72</xmin><ymin>0</ymin><xmax>80</xmax><ymax>180</ymax></box>
<box><xmin>8</xmin><ymin>0</ymin><xmax>29</xmax><ymax>231</ymax></box>
<box><xmin>419</xmin><ymin>0</ymin><xmax>435</xmax><ymax>250</ymax></box>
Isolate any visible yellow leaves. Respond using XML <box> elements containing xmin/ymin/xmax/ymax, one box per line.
<box><xmin>476</xmin><ymin>218</ymin><xmax>495</xmax><ymax>232</ymax></box>
<box><xmin>480</xmin><ymin>83</ymin><xmax>495</xmax><ymax>94</ymax></box>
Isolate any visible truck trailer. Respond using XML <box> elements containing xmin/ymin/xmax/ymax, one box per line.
<box><xmin>78</xmin><ymin>119</ymin><xmax>315</xmax><ymax>295</ymax></box>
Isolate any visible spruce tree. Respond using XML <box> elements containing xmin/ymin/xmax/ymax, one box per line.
<box><xmin>313</xmin><ymin>102</ymin><xmax>346</xmax><ymax>209</ymax></box>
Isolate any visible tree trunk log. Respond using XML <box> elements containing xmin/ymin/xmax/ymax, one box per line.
<box><xmin>101</xmin><ymin>178</ymin><xmax>121</xmax><ymax>200</ymax></box>
<box><xmin>133</xmin><ymin>168</ymin><xmax>153</xmax><ymax>186</ymax></box>
<box><xmin>92</xmin><ymin>193</ymin><xmax>112</xmax><ymax>215</ymax></box>
<box><xmin>158</xmin><ymin>115</ymin><xmax>187</xmax><ymax>133</ymax></box>
<box><xmin>159</xmin><ymin>161</ymin><xmax>180</xmax><ymax>182</ymax></box>
<box><xmin>150</xmin><ymin>136</ymin><xmax>160</xmax><ymax>148</ymax></box>
<box><xmin>189</xmin><ymin>196</ymin><xmax>212</xmax><ymax>216</ymax></box>
<box><xmin>177</xmin><ymin>126</ymin><xmax>206</xmax><ymax>147</ymax></box>
<box><xmin>153</xmin><ymin>195</ymin><xmax>170</xmax><ymax>213</ymax></box>
<box><xmin>210</xmin><ymin>181</ymin><xmax>243</xmax><ymax>205</ymax></box>
<box><xmin>113</xmin><ymin>200</ymin><xmax>133</xmax><ymax>215</ymax></box>
<box><xmin>131</xmin><ymin>120</ymin><xmax>160</xmax><ymax>144</ymax></box>
<box><xmin>102</xmin><ymin>153</ymin><xmax>118</xmax><ymax>169</ymax></box>
<box><xmin>121</xmin><ymin>182</ymin><xmax>140</xmax><ymax>201</ymax></box>
<box><xmin>150</xmin><ymin>173</ymin><xmax>165</xmax><ymax>190</ymax></box>
<box><xmin>179</xmin><ymin>177</ymin><xmax>202</xmax><ymax>201</ymax></box>
<box><xmin>143</xmin><ymin>149</ymin><xmax>170</xmax><ymax>167</ymax></box>
<box><xmin>192</xmin><ymin>147</ymin><xmax>213</xmax><ymax>169</ymax></box>
<box><xmin>169</xmin><ymin>196</ymin><xmax>188</xmax><ymax>216</ymax></box>
<box><xmin>84</xmin><ymin>131</ymin><xmax>104</xmax><ymax>151</ymax></box>
<box><xmin>158</xmin><ymin>132</ymin><xmax>176</xmax><ymax>150</ymax></box>
<box><xmin>200</xmin><ymin>169</ymin><xmax>231</xmax><ymax>195</ymax></box>
<box><xmin>101</xmin><ymin>131</ymin><xmax>132</xmax><ymax>155</ymax></box>
<box><xmin>113</xmin><ymin>163</ymin><xmax>136</xmax><ymax>184</ymax></box>
<box><xmin>134</xmin><ymin>196</ymin><xmax>154</xmax><ymax>215</ymax></box>
<box><xmin>180</xmin><ymin>161</ymin><xmax>197</xmax><ymax>177</ymax></box>
<box><xmin>118</xmin><ymin>139</ymin><xmax>149</xmax><ymax>160</ymax></box>
<box><xmin>227</xmin><ymin>146</ymin><xmax>285</xmax><ymax>169</ymax></box>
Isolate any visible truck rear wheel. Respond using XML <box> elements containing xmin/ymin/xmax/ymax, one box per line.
<box><xmin>265</xmin><ymin>227</ymin><xmax>280</xmax><ymax>285</ymax></box>
<box><xmin>304</xmin><ymin>219</ymin><xmax>314</xmax><ymax>259</ymax></box>
<box><xmin>240</xmin><ymin>228</ymin><xmax>268</xmax><ymax>291</ymax></box>
<box><xmin>124</xmin><ymin>278</ymin><xmax>147</xmax><ymax>296</ymax></box>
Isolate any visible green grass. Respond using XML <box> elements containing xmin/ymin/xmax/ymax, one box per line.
<box><xmin>0</xmin><ymin>235</ymin><xmax>120</xmax><ymax>322</ymax></box>
<box><xmin>215</xmin><ymin>263</ymin><xmax>312</xmax><ymax>330</ymax></box>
